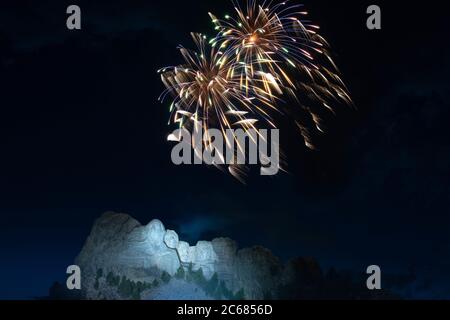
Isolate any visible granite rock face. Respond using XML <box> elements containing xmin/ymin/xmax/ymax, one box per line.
<box><xmin>211</xmin><ymin>238</ymin><xmax>238</xmax><ymax>288</ymax></box>
<box><xmin>76</xmin><ymin>213</ymin><xmax>180</xmax><ymax>276</ymax></box>
<box><xmin>72</xmin><ymin>212</ymin><xmax>399</xmax><ymax>300</ymax></box>
<box><xmin>75</xmin><ymin>212</ymin><xmax>289</xmax><ymax>299</ymax></box>
<box><xmin>164</xmin><ymin>230</ymin><xmax>179</xmax><ymax>249</ymax></box>
<box><xmin>234</xmin><ymin>246</ymin><xmax>282</xmax><ymax>299</ymax></box>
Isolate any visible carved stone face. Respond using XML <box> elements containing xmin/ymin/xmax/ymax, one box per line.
<box><xmin>176</xmin><ymin>241</ymin><xmax>190</xmax><ymax>263</ymax></box>
<box><xmin>146</xmin><ymin>219</ymin><xmax>166</xmax><ymax>244</ymax></box>
<box><xmin>164</xmin><ymin>230</ymin><xmax>179</xmax><ymax>249</ymax></box>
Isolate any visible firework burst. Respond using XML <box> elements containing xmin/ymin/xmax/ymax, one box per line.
<box><xmin>159</xmin><ymin>32</ymin><xmax>281</xmax><ymax>178</ymax></box>
<box><xmin>159</xmin><ymin>1</ymin><xmax>353</xmax><ymax>179</ymax></box>
<box><xmin>159</xmin><ymin>32</ymin><xmax>276</xmax><ymax>129</ymax></box>
<box><xmin>209</xmin><ymin>0</ymin><xmax>353</xmax><ymax>149</ymax></box>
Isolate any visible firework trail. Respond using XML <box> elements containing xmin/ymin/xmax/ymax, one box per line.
<box><xmin>209</xmin><ymin>0</ymin><xmax>353</xmax><ymax>149</ymax></box>
<box><xmin>159</xmin><ymin>1</ymin><xmax>352</xmax><ymax>179</ymax></box>
<box><xmin>158</xmin><ymin>33</ymin><xmax>279</xmax><ymax>179</ymax></box>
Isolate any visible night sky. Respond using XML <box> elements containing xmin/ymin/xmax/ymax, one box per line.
<box><xmin>0</xmin><ymin>0</ymin><xmax>449</xmax><ymax>299</ymax></box>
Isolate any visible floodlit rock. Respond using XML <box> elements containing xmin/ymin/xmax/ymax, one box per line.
<box><xmin>76</xmin><ymin>212</ymin><xmax>282</xmax><ymax>299</ymax></box>
<box><xmin>146</xmin><ymin>219</ymin><xmax>166</xmax><ymax>243</ymax></box>
<box><xmin>75</xmin><ymin>212</ymin><xmax>181</xmax><ymax>299</ymax></box>
<box><xmin>153</xmin><ymin>250</ymin><xmax>181</xmax><ymax>275</ymax></box>
<box><xmin>188</xmin><ymin>246</ymin><xmax>196</xmax><ymax>264</ymax></box>
<box><xmin>164</xmin><ymin>230</ymin><xmax>179</xmax><ymax>249</ymax></box>
<box><xmin>190</xmin><ymin>241</ymin><xmax>218</xmax><ymax>279</ymax></box>
<box><xmin>177</xmin><ymin>241</ymin><xmax>190</xmax><ymax>264</ymax></box>
<box><xmin>72</xmin><ymin>212</ymin><xmax>393</xmax><ymax>300</ymax></box>
<box><xmin>212</xmin><ymin>238</ymin><xmax>237</xmax><ymax>287</ymax></box>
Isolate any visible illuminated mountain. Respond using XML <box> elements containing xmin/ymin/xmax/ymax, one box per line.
<box><xmin>70</xmin><ymin>212</ymin><xmax>396</xmax><ymax>300</ymax></box>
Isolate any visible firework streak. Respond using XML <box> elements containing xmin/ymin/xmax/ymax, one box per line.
<box><xmin>159</xmin><ymin>0</ymin><xmax>352</xmax><ymax>179</ymax></box>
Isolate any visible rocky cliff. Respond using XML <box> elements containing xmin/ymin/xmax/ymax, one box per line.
<box><xmin>74</xmin><ymin>212</ymin><xmax>395</xmax><ymax>300</ymax></box>
<box><xmin>76</xmin><ymin>212</ymin><xmax>284</xmax><ymax>299</ymax></box>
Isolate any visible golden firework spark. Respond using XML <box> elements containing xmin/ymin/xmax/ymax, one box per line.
<box><xmin>159</xmin><ymin>1</ymin><xmax>353</xmax><ymax>179</ymax></box>
<box><xmin>159</xmin><ymin>33</ymin><xmax>281</xmax><ymax>179</ymax></box>
<box><xmin>209</xmin><ymin>0</ymin><xmax>353</xmax><ymax>149</ymax></box>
